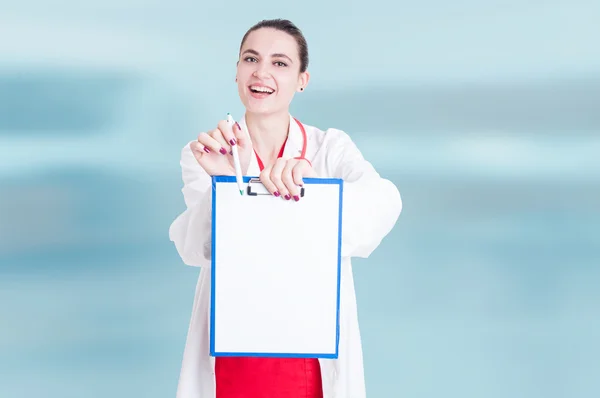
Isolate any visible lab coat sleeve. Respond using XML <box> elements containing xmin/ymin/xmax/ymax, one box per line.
<box><xmin>327</xmin><ymin>129</ymin><xmax>402</xmax><ymax>258</ymax></box>
<box><xmin>168</xmin><ymin>141</ymin><xmax>213</xmax><ymax>267</ymax></box>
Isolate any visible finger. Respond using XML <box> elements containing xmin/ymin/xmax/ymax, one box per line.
<box><xmin>198</xmin><ymin>132</ymin><xmax>226</xmax><ymax>155</ymax></box>
<box><xmin>259</xmin><ymin>164</ymin><xmax>280</xmax><ymax>197</ymax></box>
<box><xmin>190</xmin><ymin>141</ymin><xmax>207</xmax><ymax>162</ymax></box>
<box><xmin>217</xmin><ymin>119</ymin><xmax>237</xmax><ymax>147</ymax></box>
<box><xmin>232</xmin><ymin>121</ymin><xmax>249</xmax><ymax>148</ymax></box>
<box><xmin>282</xmin><ymin>161</ymin><xmax>301</xmax><ymax>201</ymax></box>
<box><xmin>208</xmin><ymin>129</ymin><xmax>230</xmax><ymax>155</ymax></box>
<box><xmin>270</xmin><ymin>158</ymin><xmax>290</xmax><ymax>200</ymax></box>
<box><xmin>291</xmin><ymin>161</ymin><xmax>306</xmax><ymax>187</ymax></box>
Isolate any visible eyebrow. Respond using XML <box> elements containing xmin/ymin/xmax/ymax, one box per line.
<box><xmin>242</xmin><ymin>49</ymin><xmax>293</xmax><ymax>63</ymax></box>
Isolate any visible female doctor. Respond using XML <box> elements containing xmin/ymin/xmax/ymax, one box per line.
<box><xmin>169</xmin><ymin>18</ymin><xmax>402</xmax><ymax>398</ymax></box>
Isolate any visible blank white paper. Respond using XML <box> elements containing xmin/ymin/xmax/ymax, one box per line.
<box><xmin>212</xmin><ymin>179</ymin><xmax>341</xmax><ymax>356</ymax></box>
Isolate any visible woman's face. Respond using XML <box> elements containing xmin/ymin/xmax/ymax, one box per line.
<box><xmin>236</xmin><ymin>28</ymin><xmax>309</xmax><ymax>115</ymax></box>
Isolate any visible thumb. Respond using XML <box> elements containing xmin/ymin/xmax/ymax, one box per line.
<box><xmin>233</xmin><ymin>121</ymin><xmax>250</xmax><ymax>148</ymax></box>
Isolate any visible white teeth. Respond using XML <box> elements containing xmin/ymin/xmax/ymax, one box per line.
<box><xmin>250</xmin><ymin>86</ymin><xmax>274</xmax><ymax>93</ymax></box>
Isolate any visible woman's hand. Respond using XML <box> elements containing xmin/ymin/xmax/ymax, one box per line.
<box><xmin>190</xmin><ymin>120</ymin><xmax>252</xmax><ymax>176</ymax></box>
<box><xmin>260</xmin><ymin>158</ymin><xmax>316</xmax><ymax>201</ymax></box>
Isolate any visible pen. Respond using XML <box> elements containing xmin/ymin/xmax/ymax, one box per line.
<box><xmin>227</xmin><ymin>113</ymin><xmax>244</xmax><ymax>196</ymax></box>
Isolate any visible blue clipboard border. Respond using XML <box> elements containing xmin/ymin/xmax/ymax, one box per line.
<box><xmin>209</xmin><ymin>175</ymin><xmax>343</xmax><ymax>359</ymax></box>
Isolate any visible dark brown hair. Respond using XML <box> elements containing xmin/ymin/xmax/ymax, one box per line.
<box><xmin>239</xmin><ymin>19</ymin><xmax>309</xmax><ymax>73</ymax></box>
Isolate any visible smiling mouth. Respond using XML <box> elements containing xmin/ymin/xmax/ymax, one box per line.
<box><xmin>249</xmin><ymin>85</ymin><xmax>275</xmax><ymax>95</ymax></box>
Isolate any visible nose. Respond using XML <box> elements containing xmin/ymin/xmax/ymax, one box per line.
<box><xmin>252</xmin><ymin>62</ymin><xmax>271</xmax><ymax>79</ymax></box>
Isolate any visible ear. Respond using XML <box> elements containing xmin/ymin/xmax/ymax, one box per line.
<box><xmin>297</xmin><ymin>71</ymin><xmax>310</xmax><ymax>92</ymax></box>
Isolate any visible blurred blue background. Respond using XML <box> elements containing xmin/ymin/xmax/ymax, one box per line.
<box><xmin>1</xmin><ymin>1</ymin><xmax>599</xmax><ymax>397</ymax></box>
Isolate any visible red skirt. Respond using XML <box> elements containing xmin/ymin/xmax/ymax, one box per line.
<box><xmin>215</xmin><ymin>357</ymin><xmax>323</xmax><ymax>398</ymax></box>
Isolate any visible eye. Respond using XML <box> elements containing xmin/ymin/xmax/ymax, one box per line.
<box><xmin>244</xmin><ymin>56</ymin><xmax>258</xmax><ymax>62</ymax></box>
<box><xmin>274</xmin><ymin>61</ymin><xmax>287</xmax><ymax>67</ymax></box>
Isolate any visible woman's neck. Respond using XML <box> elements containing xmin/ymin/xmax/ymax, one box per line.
<box><xmin>245</xmin><ymin>110</ymin><xmax>290</xmax><ymax>164</ymax></box>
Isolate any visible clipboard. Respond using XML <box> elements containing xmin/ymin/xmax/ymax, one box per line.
<box><xmin>209</xmin><ymin>176</ymin><xmax>343</xmax><ymax>358</ymax></box>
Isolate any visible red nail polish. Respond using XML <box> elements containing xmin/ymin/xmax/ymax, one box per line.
<box><xmin>229</xmin><ymin>139</ymin><xmax>236</xmax><ymax>146</ymax></box>
<box><xmin>203</xmin><ymin>146</ymin><xmax>210</xmax><ymax>153</ymax></box>
<box><xmin>219</xmin><ymin>148</ymin><xmax>227</xmax><ymax>155</ymax></box>
<box><xmin>293</xmin><ymin>195</ymin><xmax>300</xmax><ymax>201</ymax></box>
<box><xmin>273</xmin><ymin>191</ymin><xmax>280</xmax><ymax>197</ymax></box>
<box><xmin>284</xmin><ymin>194</ymin><xmax>291</xmax><ymax>200</ymax></box>
<box><xmin>235</xmin><ymin>121</ymin><xmax>241</xmax><ymax>130</ymax></box>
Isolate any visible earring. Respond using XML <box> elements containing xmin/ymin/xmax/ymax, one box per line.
<box><xmin>300</xmin><ymin>87</ymin><xmax>304</xmax><ymax>91</ymax></box>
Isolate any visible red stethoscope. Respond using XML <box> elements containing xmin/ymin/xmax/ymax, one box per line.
<box><xmin>253</xmin><ymin>117</ymin><xmax>308</xmax><ymax>171</ymax></box>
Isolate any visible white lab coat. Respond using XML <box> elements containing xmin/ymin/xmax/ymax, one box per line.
<box><xmin>169</xmin><ymin>114</ymin><xmax>402</xmax><ymax>398</ymax></box>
